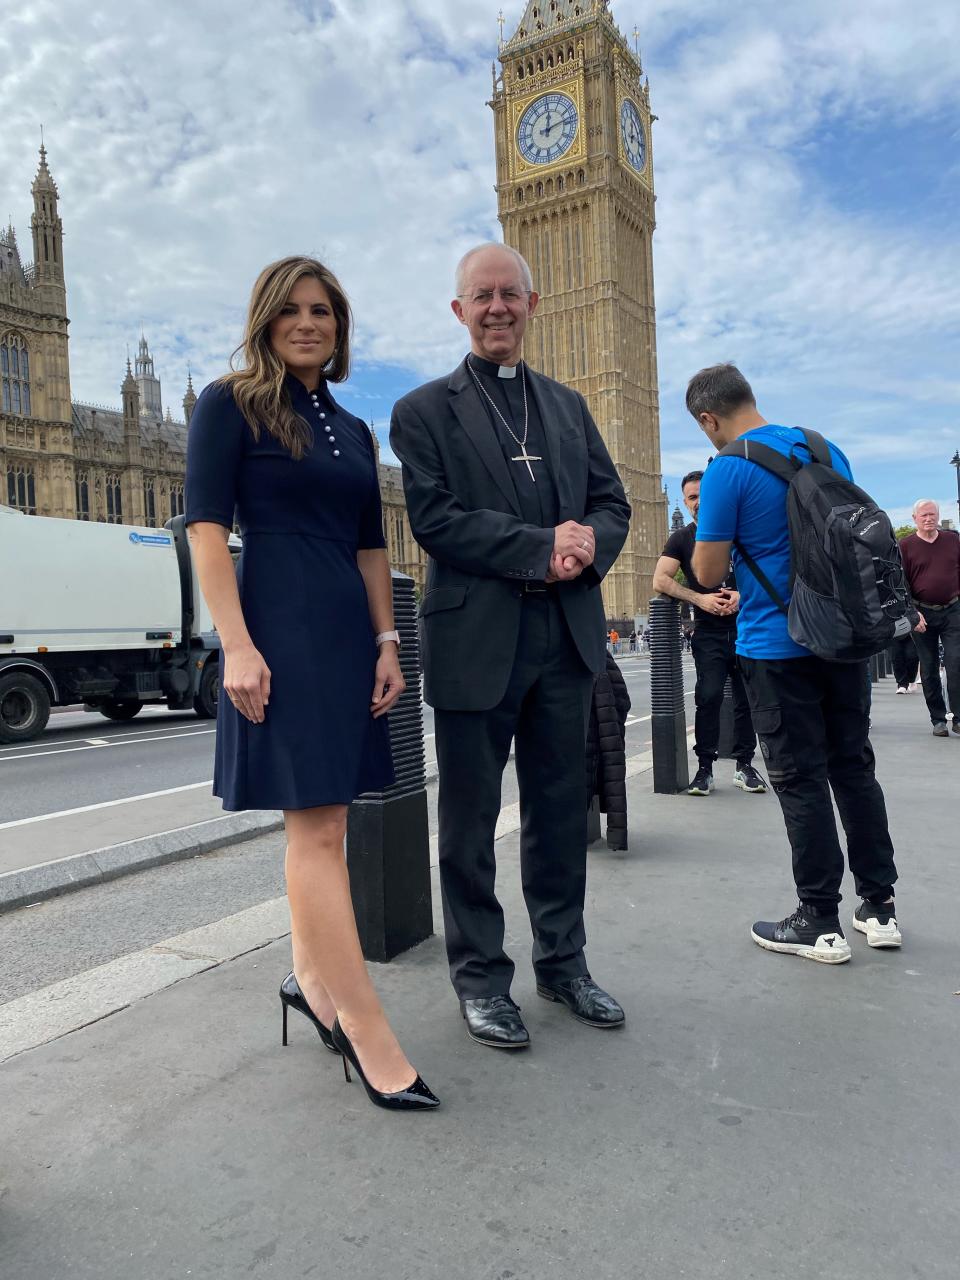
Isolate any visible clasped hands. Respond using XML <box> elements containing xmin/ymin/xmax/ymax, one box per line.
<box><xmin>546</xmin><ymin>521</ymin><xmax>596</xmax><ymax>583</ymax></box>
<box><xmin>700</xmin><ymin>589</ymin><xmax>739</xmax><ymax>617</ymax></box>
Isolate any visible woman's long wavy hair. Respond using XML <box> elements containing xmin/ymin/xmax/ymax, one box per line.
<box><xmin>219</xmin><ymin>256</ymin><xmax>353</xmax><ymax>460</ymax></box>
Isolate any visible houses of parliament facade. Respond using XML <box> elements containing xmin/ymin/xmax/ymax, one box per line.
<box><xmin>2</xmin><ymin>1</ymin><xmax>666</xmax><ymax>618</ymax></box>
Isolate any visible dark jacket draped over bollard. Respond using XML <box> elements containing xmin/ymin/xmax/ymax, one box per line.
<box><xmin>585</xmin><ymin>653</ymin><xmax>631</xmax><ymax>850</ymax></box>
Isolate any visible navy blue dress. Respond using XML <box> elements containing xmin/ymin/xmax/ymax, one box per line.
<box><xmin>184</xmin><ymin>375</ymin><xmax>395</xmax><ymax>811</ymax></box>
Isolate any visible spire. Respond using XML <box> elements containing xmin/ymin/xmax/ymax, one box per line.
<box><xmin>31</xmin><ymin>138</ymin><xmax>64</xmax><ymax>285</ymax></box>
<box><xmin>133</xmin><ymin>332</ymin><xmax>163</xmax><ymax>418</ymax></box>
<box><xmin>182</xmin><ymin>368</ymin><xmax>197</xmax><ymax>426</ymax></box>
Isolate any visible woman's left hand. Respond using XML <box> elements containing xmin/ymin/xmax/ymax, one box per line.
<box><xmin>371</xmin><ymin>644</ymin><xmax>405</xmax><ymax>718</ymax></box>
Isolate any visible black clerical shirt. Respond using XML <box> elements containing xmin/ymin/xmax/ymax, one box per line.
<box><xmin>468</xmin><ymin>355</ymin><xmax>559</xmax><ymax>532</ymax></box>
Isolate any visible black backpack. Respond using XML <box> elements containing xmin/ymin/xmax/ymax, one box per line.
<box><xmin>717</xmin><ymin>428</ymin><xmax>915</xmax><ymax>662</ymax></box>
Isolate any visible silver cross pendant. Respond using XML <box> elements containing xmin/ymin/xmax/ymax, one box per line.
<box><xmin>512</xmin><ymin>451</ymin><xmax>542</xmax><ymax>482</ymax></box>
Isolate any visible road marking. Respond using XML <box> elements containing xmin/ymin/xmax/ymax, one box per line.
<box><xmin>0</xmin><ymin>780</ymin><xmax>214</xmax><ymax>831</ymax></box>
<box><xmin>0</xmin><ymin>718</ymin><xmax>217</xmax><ymax>757</ymax></box>
<box><xmin>85</xmin><ymin>738</ymin><xmax>110</xmax><ymax>746</ymax></box>
<box><xmin>0</xmin><ymin>728</ymin><xmax>215</xmax><ymax>765</ymax></box>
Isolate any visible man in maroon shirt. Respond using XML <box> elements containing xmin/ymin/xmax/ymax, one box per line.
<box><xmin>900</xmin><ymin>499</ymin><xmax>960</xmax><ymax>736</ymax></box>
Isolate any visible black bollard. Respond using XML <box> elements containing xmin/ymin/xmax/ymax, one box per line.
<box><xmin>869</xmin><ymin>654</ymin><xmax>879</xmax><ymax>684</ymax></box>
<box><xmin>649</xmin><ymin>596</ymin><xmax>690</xmax><ymax>794</ymax></box>
<box><xmin>346</xmin><ymin>572</ymin><xmax>433</xmax><ymax>962</ymax></box>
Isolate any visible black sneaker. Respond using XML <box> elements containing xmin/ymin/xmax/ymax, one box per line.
<box><xmin>687</xmin><ymin>765</ymin><xmax>714</xmax><ymax>796</ymax></box>
<box><xmin>932</xmin><ymin>721</ymin><xmax>949</xmax><ymax>737</ymax></box>
<box><xmin>734</xmin><ymin>763</ymin><xmax>767</xmax><ymax>793</ymax></box>
<box><xmin>953</xmin><ymin>720</ymin><xmax>960</xmax><ymax>736</ymax></box>
<box><xmin>852</xmin><ymin>900</ymin><xmax>902</xmax><ymax>949</ymax></box>
<box><xmin>751</xmin><ymin>903</ymin><xmax>852</xmax><ymax>964</ymax></box>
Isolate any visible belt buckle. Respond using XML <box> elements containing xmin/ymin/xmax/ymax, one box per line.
<box><xmin>523</xmin><ymin>582</ymin><xmax>548</xmax><ymax>594</ymax></box>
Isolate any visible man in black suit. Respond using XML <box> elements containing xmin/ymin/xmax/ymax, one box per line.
<box><xmin>390</xmin><ymin>243</ymin><xmax>631</xmax><ymax>1049</ymax></box>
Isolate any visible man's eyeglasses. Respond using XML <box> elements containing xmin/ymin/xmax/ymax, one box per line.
<box><xmin>458</xmin><ymin>288</ymin><xmax>530</xmax><ymax>306</ymax></box>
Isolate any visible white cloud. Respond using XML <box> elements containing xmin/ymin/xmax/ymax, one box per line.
<box><xmin>1</xmin><ymin>0</ymin><xmax>957</xmax><ymax>512</ymax></box>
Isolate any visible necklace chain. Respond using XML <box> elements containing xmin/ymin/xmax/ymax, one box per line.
<box><xmin>467</xmin><ymin>358</ymin><xmax>542</xmax><ymax>483</ymax></box>
<box><xmin>467</xmin><ymin>357</ymin><xmax>529</xmax><ymax>452</ymax></box>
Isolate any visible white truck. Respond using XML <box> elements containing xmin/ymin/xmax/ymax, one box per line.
<box><xmin>0</xmin><ymin>507</ymin><xmax>227</xmax><ymax>743</ymax></box>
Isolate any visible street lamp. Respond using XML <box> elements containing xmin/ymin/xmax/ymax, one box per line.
<box><xmin>952</xmin><ymin>450</ymin><xmax>960</xmax><ymax>528</ymax></box>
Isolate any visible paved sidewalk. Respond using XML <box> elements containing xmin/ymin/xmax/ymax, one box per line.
<box><xmin>2</xmin><ymin>682</ymin><xmax>958</xmax><ymax>1280</ymax></box>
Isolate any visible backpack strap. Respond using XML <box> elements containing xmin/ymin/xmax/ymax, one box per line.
<box><xmin>732</xmin><ymin>541</ymin><xmax>789</xmax><ymax>615</ymax></box>
<box><xmin>797</xmin><ymin>428</ymin><xmax>833</xmax><ymax>467</ymax></box>
<box><xmin>714</xmin><ymin>438</ymin><xmax>798</xmax><ymax>616</ymax></box>
<box><xmin>716</xmin><ymin>437</ymin><xmax>800</xmax><ymax>483</ymax></box>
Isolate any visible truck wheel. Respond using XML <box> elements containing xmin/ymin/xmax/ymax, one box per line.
<box><xmin>100</xmin><ymin>700</ymin><xmax>143</xmax><ymax>721</ymax></box>
<box><xmin>0</xmin><ymin>671</ymin><xmax>52</xmax><ymax>744</ymax></box>
<box><xmin>193</xmin><ymin>661</ymin><xmax>219</xmax><ymax>719</ymax></box>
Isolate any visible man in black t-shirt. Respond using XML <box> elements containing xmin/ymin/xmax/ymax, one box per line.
<box><xmin>653</xmin><ymin>470</ymin><xmax>766</xmax><ymax>797</ymax></box>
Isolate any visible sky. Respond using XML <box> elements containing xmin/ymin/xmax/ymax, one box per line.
<box><xmin>2</xmin><ymin>0</ymin><xmax>959</xmax><ymax>529</ymax></box>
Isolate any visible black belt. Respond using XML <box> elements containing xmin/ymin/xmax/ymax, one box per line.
<box><xmin>522</xmin><ymin>582</ymin><xmax>557</xmax><ymax>594</ymax></box>
<box><xmin>917</xmin><ymin>597</ymin><xmax>958</xmax><ymax>611</ymax></box>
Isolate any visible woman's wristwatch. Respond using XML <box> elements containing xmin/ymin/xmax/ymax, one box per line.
<box><xmin>375</xmin><ymin>630</ymin><xmax>401</xmax><ymax>650</ymax></box>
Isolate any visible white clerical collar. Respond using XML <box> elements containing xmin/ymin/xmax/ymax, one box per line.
<box><xmin>498</xmin><ymin>363</ymin><xmax>519</xmax><ymax>379</ymax></box>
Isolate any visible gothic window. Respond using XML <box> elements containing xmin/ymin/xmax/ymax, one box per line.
<box><xmin>517</xmin><ymin>188</ymin><xmax>524</xmax><ymax>205</ymax></box>
<box><xmin>574</xmin><ymin>221</ymin><xmax>584</xmax><ymax>287</ymax></box>
<box><xmin>75</xmin><ymin>470</ymin><xmax>90</xmax><ymax>520</ymax></box>
<box><xmin>1</xmin><ymin>333</ymin><xmax>31</xmax><ymax>417</ymax></box>
<box><xmin>578</xmin><ymin>315</ymin><xmax>589</xmax><ymax>377</ymax></box>
<box><xmin>543</xmin><ymin>226</ymin><xmax>554</xmax><ymax>293</ymax></box>
<box><xmin>144</xmin><ymin>481</ymin><xmax>157</xmax><ymax>526</ymax></box>
<box><xmin>105</xmin><ymin>473</ymin><xmax>123</xmax><ymax>524</ymax></box>
<box><xmin>169</xmin><ymin>484</ymin><xmax>184</xmax><ymax>520</ymax></box>
<box><xmin>6</xmin><ymin>463</ymin><xmax>37</xmax><ymax>514</ymax></box>
<box><xmin>564</xmin><ymin>221</ymin><xmax>573</xmax><ymax>289</ymax></box>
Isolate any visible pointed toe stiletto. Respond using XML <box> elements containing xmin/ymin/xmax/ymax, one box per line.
<box><xmin>279</xmin><ymin>972</ymin><xmax>339</xmax><ymax>1054</ymax></box>
<box><xmin>331</xmin><ymin>1020</ymin><xmax>440</xmax><ymax>1112</ymax></box>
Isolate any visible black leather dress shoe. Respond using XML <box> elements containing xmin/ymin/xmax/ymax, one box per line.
<box><xmin>461</xmin><ymin>995</ymin><xmax>530</xmax><ymax>1049</ymax></box>
<box><xmin>536</xmin><ymin>977</ymin><xmax>625</xmax><ymax>1028</ymax></box>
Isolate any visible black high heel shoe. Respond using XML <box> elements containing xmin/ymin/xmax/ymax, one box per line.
<box><xmin>279</xmin><ymin>973</ymin><xmax>339</xmax><ymax>1055</ymax></box>
<box><xmin>331</xmin><ymin>1019</ymin><xmax>440</xmax><ymax>1112</ymax></box>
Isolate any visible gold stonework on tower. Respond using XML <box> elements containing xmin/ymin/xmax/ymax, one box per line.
<box><xmin>492</xmin><ymin>1</ymin><xmax>667</xmax><ymax>621</ymax></box>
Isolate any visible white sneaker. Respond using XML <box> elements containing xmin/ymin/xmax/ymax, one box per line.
<box><xmin>852</xmin><ymin>901</ymin><xmax>902</xmax><ymax>949</ymax></box>
<box><xmin>896</xmin><ymin>686</ymin><xmax>907</xmax><ymax>695</ymax></box>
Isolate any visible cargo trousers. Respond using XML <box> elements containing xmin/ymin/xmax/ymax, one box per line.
<box><xmin>737</xmin><ymin>655</ymin><xmax>898</xmax><ymax>908</ymax></box>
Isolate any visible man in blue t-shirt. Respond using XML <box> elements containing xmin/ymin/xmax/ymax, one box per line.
<box><xmin>688</xmin><ymin>363</ymin><xmax>902</xmax><ymax>965</ymax></box>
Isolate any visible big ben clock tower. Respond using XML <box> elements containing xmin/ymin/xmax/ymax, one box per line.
<box><xmin>492</xmin><ymin>0</ymin><xmax>666</xmax><ymax>620</ymax></box>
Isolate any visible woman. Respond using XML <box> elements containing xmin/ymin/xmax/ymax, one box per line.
<box><xmin>185</xmin><ymin>256</ymin><xmax>438</xmax><ymax>1112</ymax></box>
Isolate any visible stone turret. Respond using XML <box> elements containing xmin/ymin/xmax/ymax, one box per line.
<box><xmin>183</xmin><ymin>370</ymin><xmax>197</xmax><ymax>426</ymax></box>
<box><xmin>30</xmin><ymin>143</ymin><xmax>64</xmax><ymax>288</ymax></box>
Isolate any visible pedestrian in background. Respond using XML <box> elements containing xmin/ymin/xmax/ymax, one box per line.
<box><xmin>899</xmin><ymin>500</ymin><xmax>960</xmax><ymax>736</ymax></box>
<box><xmin>888</xmin><ymin>632</ymin><xmax>919</xmax><ymax>695</ymax></box>
<box><xmin>689</xmin><ymin>363</ymin><xmax>902</xmax><ymax>964</ymax></box>
<box><xmin>653</xmin><ymin>469</ymin><xmax>766</xmax><ymax>797</ymax></box>
<box><xmin>185</xmin><ymin>256</ymin><xmax>438</xmax><ymax>1112</ymax></box>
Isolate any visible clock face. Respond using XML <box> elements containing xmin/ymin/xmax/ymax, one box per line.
<box><xmin>517</xmin><ymin>93</ymin><xmax>579</xmax><ymax>166</ymax></box>
<box><xmin>620</xmin><ymin>98</ymin><xmax>647</xmax><ymax>173</ymax></box>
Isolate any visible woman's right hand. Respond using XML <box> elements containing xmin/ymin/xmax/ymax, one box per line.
<box><xmin>223</xmin><ymin>644</ymin><xmax>272</xmax><ymax>724</ymax></box>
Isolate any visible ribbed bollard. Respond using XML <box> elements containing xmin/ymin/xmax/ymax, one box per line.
<box><xmin>649</xmin><ymin>596</ymin><xmax>690</xmax><ymax>794</ymax></box>
<box><xmin>346</xmin><ymin>572</ymin><xmax>433</xmax><ymax>962</ymax></box>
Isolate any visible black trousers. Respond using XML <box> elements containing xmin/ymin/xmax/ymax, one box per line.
<box><xmin>888</xmin><ymin>633</ymin><xmax>919</xmax><ymax>688</ymax></box>
<box><xmin>738</xmin><ymin>655</ymin><xmax>898</xmax><ymax>908</ymax></box>
<box><xmin>434</xmin><ymin>593</ymin><xmax>594</xmax><ymax>998</ymax></box>
<box><xmin>911</xmin><ymin>602</ymin><xmax>960</xmax><ymax>724</ymax></box>
<box><xmin>691</xmin><ymin>625</ymin><xmax>756</xmax><ymax>765</ymax></box>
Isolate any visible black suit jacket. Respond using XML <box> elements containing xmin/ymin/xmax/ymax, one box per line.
<box><xmin>390</xmin><ymin>358</ymin><xmax>631</xmax><ymax>711</ymax></box>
